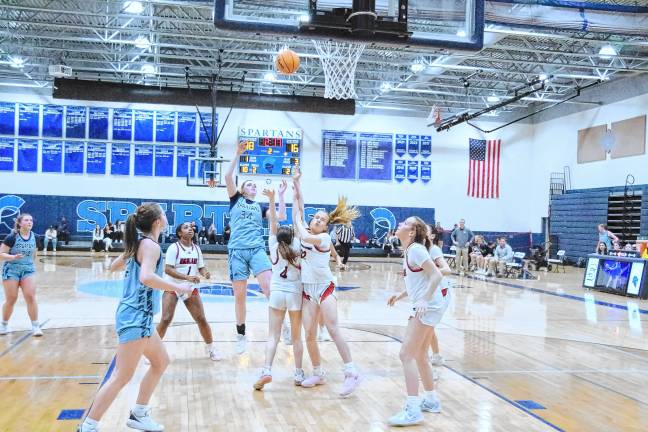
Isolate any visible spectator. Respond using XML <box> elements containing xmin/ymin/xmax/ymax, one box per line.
<box><xmin>488</xmin><ymin>237</ymin><xmax>514</xmax><ymax>277</ymax></box>
<box><xmin>44</xmin><ymin>225</ymin><xmax>57</xmax><ymax>253</ymax></box>
<box><xmin>596</xmin><ymin>241</ymin><xmax>608</xmax><ymax>255</ymax></box>
<box><xmin>434</xmin><ymin>222</ymin><xmax>445</xmax><ymax>250</ymax></box>
<box><xmin>208</xmin><ymin>223</ymin><xmax>218</xmax><ymax>244</ymax></box>
<box><xmin>198</xmin><ymin>225</ymin><xmax>208</xmax><ymax>245</ymax></box>
<box><xmin>113</xmin><ymin>220</ymin><xmax>124</xmax><ymax>244</ymax></box>
<box><xmin>451</xmin><ymin>219</ymin><xmax>474</xmax><ymax>275</ymax></box>
<box><xmin>335</xmin><ymin>222</ymin><xmax>355</xmax><ymax>268</ymax></box>
<box><xmin>470</xmin><ymin>235</ymin><xmax>491</xmax><ymax>274</ymax></box>
<box><xmin>102</xmin><ymin>222</ymin><xmax>114</xmax><ymax>252</ymax></box>
<box><xmin>597</xmin><ymin>224</ymin><xmax>618</xmax><ymax>252</ymax></box>
<box><xmin>91</xmin><ymin>224</ymin><xmax>104</xmax><ymax>252</ymax></box>
<box><xmin>191</xmin><ymin>221</ymin><xmax>198</xmax><ymax>243</ymax></box>
<box><xmin>223</xmin><ymin>224</ymin><xmax>231</xmax><ymax>245</ymax></box>
<box><xmin>57</xmin><ymin>216</ymin><xmax>70</xmax><ymax>245</ymax></box>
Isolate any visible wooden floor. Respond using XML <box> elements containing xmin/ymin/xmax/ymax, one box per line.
<box><xmin>1</xmin><ymin>252</ymin><xmax>647</xmax><ymax>431</ymax></box>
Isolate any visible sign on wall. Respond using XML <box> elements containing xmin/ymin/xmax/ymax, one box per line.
<box><xmin>238</xmin><ymin>127</ymin><xmax>302</xmax><ymax>176</ymax></box>
<box><xmin>322</xmin><ymin>130</ymin><xmax>357</xmax><ymax>180</ymax></box>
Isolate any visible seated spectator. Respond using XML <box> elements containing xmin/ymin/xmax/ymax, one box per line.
<box><xmin>91</xmin><ymin>224</ymin><xmax>104</xmax><ymax>252</ymax></box>
<box><xmin>57</xmin><ymin>216</ymin><xmax>71</xmax><ymax>245</ymax></box>
<box><xmin>198</xmin><ymin>225</ymin><xmax>208</xmax><ymax>245</ymax></box>
<box><xmin>44</xmin><ymin>225</ymin><xmax>57</xmax><ymax>253</ymax></box>
<box><xmin>113</xmin><ymin>220</ymin><xmax>124</xmax><ymax>244</ymax></box>
<box><xmin>208</xmin><ymin>223</ymin><xmax>217</xmax><ymax>244</ymax></box>
<box><xmin>596</xmin><ymin>241</ymin><xmax>608</xmax><ymax>255</ymax></box>
<box><xmin>470</xmin><ymin>235</ymin><xmax>491</xmax><ymax>274</ymax></box>
<box><xmin>386</xmin><ymin>230</ymin><xmax>401</xmax><ymax>257</ymax></box>
<box><xmin>488</xmin><ymin>237</ymin><xmax>514</xmax><ymax>277</ymax></box>
<box><xmin>191</xmin><ymin>221</ymin><xmax>198</xmax><ymax>243</ymax></box>
<box><xmin>623</xmin><ymin>243</ymin><xmax>634</xmax><ymax>251</ymax></box>
<box><xmin>103</xmin><ymin>222</ymin><xmax>114</xmax><ymax>252</ymax></box>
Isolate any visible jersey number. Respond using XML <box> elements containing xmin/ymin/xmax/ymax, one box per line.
<box><xmin>280</xmin><ymin>266</ymin><xmax>288</xmax><ymax>279</ymax></box>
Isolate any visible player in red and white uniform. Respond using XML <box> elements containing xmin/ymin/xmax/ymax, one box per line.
<box><xmin>387</xmin><ymin>216</ymin><xmax>448</xmax><ymax>427</ymax></box>
<box><xmin>155</xmin><ymin>222</ymin><xmax>223</xmax><ymax>361</ymax></box>
<box><xmin>426</xmin><ymin>225</ymin><xmax>452</xmax><ymax>369</ymax></box>
<box><xmin>291</xmin><ymin>168</ymin><xmax>361</xmax><ymax>398</ymax></box>
<box><xmin>253</xmin><ymin>188</ymin><xmax>305</xmax><ymax>390</ymax></box>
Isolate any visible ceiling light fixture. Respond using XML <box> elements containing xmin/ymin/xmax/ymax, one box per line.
<box><xmin>264</xmin><ymin>72</ymin><xmax>276</xmax><ymax>82</ymax></box>
<box><xmin>140</xmin><ymin>63</ymin><xmax>156</xmax><ymax>75</ymax></box>
<box><xmin>123</xmin><ymin>1</ymin><xmax>144</xmax><ymax>15</ymax></box>
<box><xmin>134</xmin><ymin>36</ymin><xmax>151</xmax><ymax>50</ymax></box>
<box><xmin>410</xmin><ymin>63</ymin><xmax>425</xmax><ymax>73</ymax></box>
<box><xmin>9</xmin><ymin>56</ymin><xmax>25</xmax><ymax>68</ymax></box>
<box><xmin>598</xmin><ymin>45</ymin><xmax>617</xmax><ymax>59</ymax></box>
<box><xmin>380</xmin><ymin>82</ymin><xmax>393</xmax><ymax>92</ymax></box>
<box><xmin>538</xmin><ymin>73</ymin><xmax>548</xmax><ymax>81</ymax></box>
<box><xmin>299</xmin><ymin>14</ymin><xmax>311</xmax><ymax>23</ymax></box>
<box><xmin>487</xmin><ymin>95</ymin><xmax>500</xmax><ymax>103</ymax></box>
<box><xmin>456</xmin><ymin>29</ymin><xmax>467</xmax><ymax>38</ymax></box>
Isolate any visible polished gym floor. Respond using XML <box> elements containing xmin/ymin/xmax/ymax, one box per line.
<box><xmin>1</xmin><ymin>252</ymin><xmax>646</xmax><ymax>431</ymax></box>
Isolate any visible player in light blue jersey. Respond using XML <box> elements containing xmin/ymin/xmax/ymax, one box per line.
<box><xmin>79</xmin><ymin>203</ymin><xmax>193</xmax><ymax>432</ymax></box>
<box><xmin>0</xmin><ymin>213</ymin><xmax>42</xmax><ymax>336</ymax></box>
<box><xmin>225</xmin><ymin>141</ymin><xmax>287</xmax><ymax>354</ymax></box>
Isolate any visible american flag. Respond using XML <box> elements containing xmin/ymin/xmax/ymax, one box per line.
<box><xmin>468</xmin><ymin>138</ymin><xmax>500</xmax><ymax>199</ymax></box>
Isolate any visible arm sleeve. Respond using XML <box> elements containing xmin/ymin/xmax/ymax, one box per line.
<box><xmin>229</xmin><ymin>192</ymin><xmax>241</xmax><ymax>209</ymax></box>
<box><xmin>428</xmin><ymin>245</ymin><xmax>443</xmax><ymax>260</ymax></box>
<box><xmin>164</xmin><ymin>243</ymin><xmax>177</xmax><ymax>267</ymax></box>
<box><xmin>2</xmin><ymin>233</ymin><xmax>16</xmax><ymax>248</ymax></box>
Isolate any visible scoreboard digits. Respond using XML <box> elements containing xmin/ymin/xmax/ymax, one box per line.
<box><xmin>237</xmin><ymin>129</ymin><xmax>302</xmax><ymax>176</ymax></box>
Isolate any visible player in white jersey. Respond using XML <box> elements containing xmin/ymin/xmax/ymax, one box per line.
<box><xmin>387</xmin><ymin>216</ymin><xmax>448</xmax><ymax>427</ymax></box>
<box><xmin>155</xmin><ymin>222</ymin><xmax>224</xmax><ymax>361</ymax></box>
<box><xmin>291</xmin><ymin>168</ymin><xmax>361</xmax><ymax>398</ymax></box>
<box><xmin>253</xmin><ymin>188</ymin><xmax>305</xmax><ymax>390</ymax></box>
<box><xmin>426</xmin><ymin>226</ymin><xmax>452</xmax><ymax>370</ymax></box>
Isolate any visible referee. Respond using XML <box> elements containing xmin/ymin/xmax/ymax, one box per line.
<box><xmin>335</xmin><ymin>222</ymin><xmax>355</xmax><ymax>268</ymax></box>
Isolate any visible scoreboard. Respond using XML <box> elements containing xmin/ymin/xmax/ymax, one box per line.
<box><xmin>238</xmin><ymin>127</ymin><xmax>302</xmax><ymax>176</ymax></box>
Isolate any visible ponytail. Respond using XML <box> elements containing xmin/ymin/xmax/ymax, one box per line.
<box><xmin>276</xmin><ymin>225</ymin><xmax>298</xmax><ymax>267</ymax></box>
<box><xmin>328</xmin><ymin>196</ymin><xmax>360</xmax><ymax>226</ymax></box>
<box><xmin>411</xmin><ymin>216</ymin><xmax>431</xmax><ymax>249</ymax></box>
<box><xmin>123</xmin><ymin>202</ymin><xmax>164</xmax><ymax>259</ymax></box>
<box><xmin>123</xmin><ymin>213</ymin><xmax>139</xmax><ymax>259</ymax></box>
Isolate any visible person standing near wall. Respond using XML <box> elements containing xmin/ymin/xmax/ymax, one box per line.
<box><xmin>335</xmin><ymin>222</ymin><xmax>355</xmax><ymax>270</ymax></box>
<box><xmin>451</xmin><ymin>219</ymin><xmax>474</xmax><ymax>276</ymax></box>
<box><xmin>597</xmin><ymin>224</ymin><xmax>618</xmax><ymax>252</ymax></box>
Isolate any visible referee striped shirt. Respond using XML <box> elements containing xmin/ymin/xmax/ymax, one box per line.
<box><xmin>336</xmin><ymin>224</ymin><xmax>354</xmax><ymax>244</ymax></box>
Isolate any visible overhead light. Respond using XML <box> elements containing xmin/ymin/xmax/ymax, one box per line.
<box><xmin>299</xmin><ymin>14</ymin><xmax>311</xmax><ymax>23</ymax></box>
<box><xmin>410</xmin><ymin>62</ymin><xmax>425</xmax><ymax>73</ymax></box>
<box><xmin>264</xmin><ymin>72</ymin><xmax>276</xmax><ymax>82</ymax></box>
<box><xmin>538</xmin><ymin>73</ymin><xmax>548</xmax><ymax>81</ymax></box>
<box><xmin>456</xmin><ymin>29</ymin><xmax>467</xmax><ymax>38</ymax></box>
<box><xmin>123</xmin><ymin>1</ymin><xmax>144</xmax><ymax>14</ymax></box>
<box><xmin>9</xmin><ymin>56</ymin><xmax>25</xmax><ymax>68</ymax></box>
<box><xmin>140</xmin><ymin>63</ymin><xmax>156</xmax><ymax>75</ymax></box>
<box><xmin>599</xmin><ymin>45</ymin><xmax>617</xmax><ymax>59</ymax></box>
<box><xmin>134</xmin><ymin>36</ymin><xmax>151</xmax><ymax>50</ymax></box>
<box><xmin>487</xmin><ymin>95</ymin><xmax>500</xmax><ymax>103</ymax></box>
<box><xmin>380</xmin><ymin>82</ymin><xmax>392</xmax><ymax>92</ymax></box>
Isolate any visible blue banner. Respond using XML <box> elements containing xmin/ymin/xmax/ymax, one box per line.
<box><xmin>42</xmin><ymin>105</ymin><xmax>63</xmax><ymax>138</ymax></box>
<box><xmin>64</xmin><ymin>142</ymin><xmax>84</xmax><ymax>174</ymax></box>
<box><xmin>134</xmin><ymin>144</ymin><xmax>153</xmax><ymax>176</ymax></box>
<box><xmin>17</xmin><ymin>139</ymin><xmax>38</xmax><ymax>172</ymax></box>
<box><xmin>177</xmin><ymin>112</ymin><xmax>197</xmax><ymax>144</ymax></box>
<box><xmin>0</xmin><ymin>193</ymin><xmax>434</xmax><ymax>246</ymax></box>
<box><xmin>86</xmin><ymin>142</ymin><xmax>106</xmax><ymax>175</ymax></box>
<box><xmin>395</xmin><ymin>134</ymin><xmax>407</xmax><ymax>157</ymax></box>
<box><xmin>420</xmin><ymin>135</ymin><xmax>432</xmax><ymax>158</ymax></box>
<box><xmin>41</xmin><ymin>141</ymin><xmax>63</xmax><ymax>173</ymax></box>
<box><xmin>420</xmin><ymin>160</ymin><xmax>431</xmax><ymax>182</ymax></box>
<box><xmin>198</xmin><ymin>113</ymin><xmax>215</xmax><ymax>145</ymax></box>
<box><xmin>358</xmin><ymin>132</ymin><xmax>393</xmax><ymax>181</ymax></box>
<box><xmin>111</xmin><ymin>143</ymin><xmax>130</xmax><ymax>175</ymax></box>
<box><xmin>407</xmin><ymin>134</ymin><xmax>420</xmax><ymax>158</ymax></box>
<box><xmin>407</xmin><ymin>160</ymin><xmax>419</xmax><ymax>183</ymax></box>
<box><xmin>176</xmin><ymin>147</ymin><xmax>195</xmax><ymax>178</ymax></box>
<box><xmin>0</xmin><ymin>138</ymin><xmax>14</xmax><ymax>171</ymax></box>
<box><xmin>134</xmin><ymin>110</ymin><xmax>154</xmax><ymax>142</ymax></box>
<box><xmin>18</xmin><ymin>103</ymin><xmax>39</xmax><ymax>137</ymax></box>
<box><xmin>155</xmin><ymin>111</ymin><xmax>175</xmax><ymax>143</ymax></box>
<box><xmin>112</xmin><ymin>109</ymin><xmax>133</xmax><ymax>141</ymax></box>
<box><xmin>0</xmin><ymin>102</ymin><xmax>15</xmax><ymax>135</ymax></box>
<box><xmin>321</xmin><ymin>130</ymin><xmax>357</xmax><ymax>180</ymax></box>
<box><xmin>89</xmin><ymin>107</ymin><xmax>109</xmax><ymax>140</ymax></box>
<box><xmin>65</xmin><ymin>106</ymin><xmax>87</xmax><ymax>139</ymax></box>
<box><xmin>154</xmin><ymin>145</ymin><xmax>174</xmax><ymax>177</ymax></box>
<box><xmin>394</xmin><ymin>159</ymin><xmax>406</xmax><ymax>182</ymax></box>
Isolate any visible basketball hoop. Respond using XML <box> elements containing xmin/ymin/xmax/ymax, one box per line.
<box><xmin>206</xmin><ymin>178</ymin><xmax>217</xmax><ymax>188</ymax></box>
<box><xmin>312</xmin><ymin>40</ymin><xmax>366</xmax><ymax>100</ymax></box>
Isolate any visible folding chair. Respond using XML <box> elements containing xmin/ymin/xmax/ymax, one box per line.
<box><xmin>504</xmin><ymin>252</ymin><xmax>526</xmax><ymax>278</ymax></box>
<box><xmin>547</xmin><ymin>250</ymin><xmax>566</xmax><ymax>273</ymax></box>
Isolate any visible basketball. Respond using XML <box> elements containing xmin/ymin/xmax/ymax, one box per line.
<box><xmin>275</xmin><ymin>48</ymin><xmax>300</xmax><ymax>75</ymax></box>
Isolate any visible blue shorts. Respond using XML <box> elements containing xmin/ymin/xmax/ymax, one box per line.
<box><xmin>228</xmin><ymin>247</ymin><xmax>272</xmax><ymax>281</ymax></box>
<box><xmin>2</xmin><ymin>264</ymin><xmax>36</xmax><ymax>281</ymax></box>
<box><xmin>115</xmin><ymin>304</ymin><xmax>155</xmax><ymax>344</ymax></box>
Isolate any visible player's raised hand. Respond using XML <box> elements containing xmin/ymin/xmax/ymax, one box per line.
<box><xmin>236</xmin><ymin>141</ymin><xmax>247</xmax><ymax>155</ymax></box>
<box><xmin>262</xmin><ymin>188</ymin><xmax>275</xmax><ymax>202</ymax></box>
<box><xmin>292</xmin><ymin>165</ymin><xmax>301</xmax><ymax>183</ymax></box>
<box><xmin>278</xmin><ymin>179</ymin><xmax>288</xmax><ymax>195</ymax></box>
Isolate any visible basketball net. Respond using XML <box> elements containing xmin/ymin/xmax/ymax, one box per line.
<box><xmin>428</xmin><ymin>105</ymin><xmax>442</xmax><ymax>127</ymax></box>
<box><xmin>206</xmin><ymin>178</ymin><xmax>217</xmax><ymax>188</ymax></box>
<box><xmin>312</xmin><ymin>40</ymin><xmax>366</xmax><ymax>100</ymax></box>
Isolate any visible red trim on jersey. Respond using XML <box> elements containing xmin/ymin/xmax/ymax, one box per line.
<box><xmin>271</xmin><ymin>253</ymin><xmax>279</xmax><ymax>265</ymax></box>
<box><xmin>441</xmin><ymin>287</ymin><xmax>448</xmax><ymax>297</ymax></box>
<box><xmin>300</xmin><ymin>242</ymin><xmax>313</xmax><ymax>250</ymax></box>
<box><xmin>302</xmin><ymin>282</ymin><xmax>335</xmax><ymax>303</ymax></box>
<box><xmin>404</xmin><ymin>244</ymin><xmax>424</xmax><ymax>273</ymax></box>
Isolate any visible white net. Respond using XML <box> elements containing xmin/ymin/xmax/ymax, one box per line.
<box><xmin>312</xmin><ymin>40</ymin><xmax>366</xmax><ymax>100</ymax></box>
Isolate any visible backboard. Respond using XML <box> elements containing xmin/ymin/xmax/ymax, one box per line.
<box><xmin>186</xmin><ymin>157</ymin><xmax>229</xmax><ymax>188</ymax></box>
<box><xmin>214</xmin><ymin>0</ymin><xmax>484</xmax><ymax>51</ymax></box>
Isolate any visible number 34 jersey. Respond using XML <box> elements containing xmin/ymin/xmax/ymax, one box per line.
<box><xmin>269</xmin><ymin>235</ymin><xmax>302</xmax><ymax>293</ymax></box>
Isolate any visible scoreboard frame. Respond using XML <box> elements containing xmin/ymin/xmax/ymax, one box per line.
<box><xmin>237</xmin><ymin>127</ymin><xmax>302</xmax><ymax>176</ymax></box>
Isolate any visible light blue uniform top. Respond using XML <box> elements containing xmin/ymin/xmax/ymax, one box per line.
<box><xmin>119</xmin><ymin>238</ymin><xmax>164</xmax><ymax>316</ymax></box>
<box><xmin>599</xmin><ymin>231</ymin><xmax>612</xmax><ymax>251</ymax></box>
<box><xmin>2</xmin><ymin>231</ymin><xmax>36</xmax><ymax>268</ymax></box>
<box><xmin>227</xmin><ymin>192</ymin><xmax>268</xmax><ymax>250</ymax></box>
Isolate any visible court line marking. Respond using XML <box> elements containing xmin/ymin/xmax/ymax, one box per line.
<box><xmin>0</xmin><ymin>318</ymin><xmax>51</xmax><ymax>358</ymax></box>
<box><xmin>0</xmin><ymin>375</ymin><xmax>101</xmax><ymax>381</ymax></box>
<box><xmin>466</xmin><ymin>275</ymin><xmax>648</xmax><ymax>314</ymax></box>
<box><xmin>344</xmin><ymin>326</ymin><xmax>565</xmax><ymax>432</ymax></box>
<box><xmin>463</xmin><ymin>369</ymin><xmax>648</xmax><ymax>374</ymax></box>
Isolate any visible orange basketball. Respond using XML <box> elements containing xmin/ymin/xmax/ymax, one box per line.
<box><xmin>275</xmin><ymin>48</ymin><xmax>300</xmax><ymax>75</ymax></box>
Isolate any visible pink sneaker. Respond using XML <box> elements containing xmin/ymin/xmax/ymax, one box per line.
<box><xmin>339</xmin><ymin>373</ymin><xmax>362</xmax><ymax>397</ymax></box>
<box><xmin>300</xmin><ymin>374</ymin><xmax>325</xmax><ymax>388</ymax></box>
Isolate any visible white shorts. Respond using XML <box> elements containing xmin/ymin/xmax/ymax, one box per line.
<box><xmin>268</xmin><ymin>290</ymin><xmax>302</xmax><ymax>311</ymax></box>
<box><xmin>411</xmin><ymin>287</ymin><xmax>450</xmax><ymax>327</ymax></box>
<box><xmin>302</xmin><ymin>281</ymin><xmax>336</xmax><ymax>305</ymax></box>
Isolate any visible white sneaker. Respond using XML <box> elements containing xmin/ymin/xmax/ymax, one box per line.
<box><xmin>235</xmin><ymin>334</ymin><xmax>247</xmax><ymax>355</ymax></box>
<box><xmin>432</xmin><ymin>368</ymin><xmax>440</xmax><ymax>381</ymax></box>
<box><xmin>253</xmin><ymin>368</ymin><xmax>272</xmax><ymax>391</ymax></box>
<box><xmin>318</xmin><ymin>326</ymin><xmax>331</xmax><ymax>342</ymax></box>
<box><xmin>421</xmin><ymin>397</ymin><xmax>441</xmax><ymax>413</ymax></box>
<box><xmin>294</xmin><ymin>369</ymin><xmax>305</xmax><ymax>386</ymax></box>
<box><xmin>208</xmin><ymin>346</ymin><xmax>224</xmax><ymax>361</ymax></box>
<box><xmin>430</xmin><ymin>353</ymin><xmax>444</xmax><ymax>366</ymax></box>
<box><xmin>0</xmin><ymin>322</ymin><xmax>7</xmax><ymax>335</ymax></box>
<box><xmin>32</xmin><ymin>325</ymin><xmax>43</xmax><ymax>337</ymax></box>
<box><xmin>388</xmin><ymin>405</ymin><xmax>423</xmax><ymax>426</ymax></box>
<box><xmin>78</xmin><ymin>421</ymin><xmax>99</xmax><ymax>432</ymax></box>
<box><xmin>126</xmin><ymin>409</ymin><xmax>164</xmax><ymax>431</ymax></box>
<box><xmin>282</xmin><ymin>323</ymin><xmax>292</xmax><ymax>345</ymax></box>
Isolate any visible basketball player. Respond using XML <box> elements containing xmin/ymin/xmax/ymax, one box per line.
<box><xmin>155</xmin><ymin>222</ymin><xmax>224</xmax><ymax>361</ymax></box>
<box><xmin>253</xmin><ymin>188</ymin><xmax>305</xmax><ymax>390</ymax></box>
<box><xmin>225</xmin><ymin>141</ymin><xmax>287</xmax><ymax>354</ymax></box>
<box><xmin>426</xmin><ymin>225</ymin><xmax>452</xmax><ymax>369</ymax></box>
<box><xmin>387</xmin><ymin>217</ymin><xmax>448</xmax><ymax>426</ymax></box>
<box><xmin>0</xmin><ymin>213</ymin><xmax>42</xmax><ymax>336</ymax></box>
<box><xmin>78</xmin><ymin>203</ymin><xmax>193</xmax><ymax>432</ymax></box>
<box><xmin>291</xmin><ymin>168</ymin><xmax>361</xmax><ymax>397</ymax></box>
